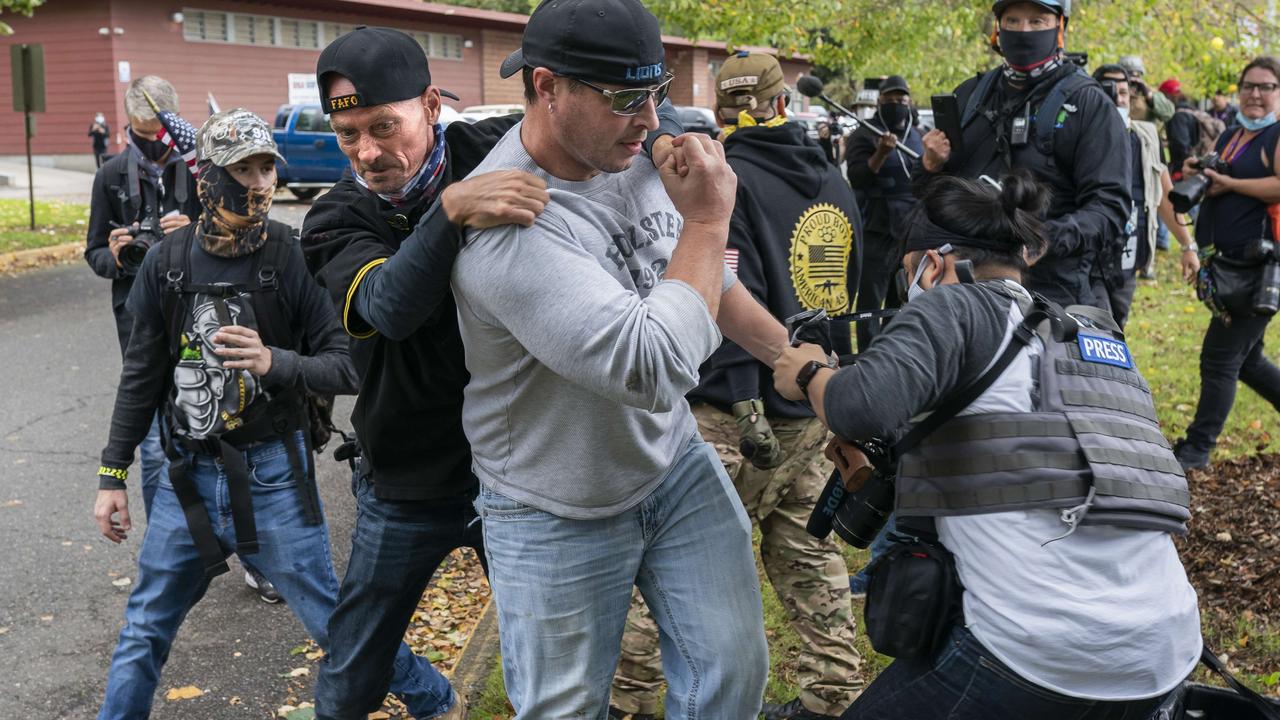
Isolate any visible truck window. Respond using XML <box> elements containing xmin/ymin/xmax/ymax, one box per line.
<box><xmin>296</xmin><ymin>107</ymin><xmax>333</xmax><ymax>133</ymax></box>
<box><xmin>274</xmin><ymin>109</ymin><xmax>290</xmax><ymax>129</ymax></box>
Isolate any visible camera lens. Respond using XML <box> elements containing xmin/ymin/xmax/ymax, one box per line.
<box><xmin>831</xmin><ymin>474</ymin><xmax>895</xmax><ymax>548</ymax></box>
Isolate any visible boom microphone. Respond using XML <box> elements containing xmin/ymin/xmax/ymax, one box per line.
<box><xmin>796</xmin><ymin>74</ymin><xmax>921</xmax><ymax>160</ymax></box>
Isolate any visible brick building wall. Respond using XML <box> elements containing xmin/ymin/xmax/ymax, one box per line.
<box><xmin>0</xmin><ymin>0</ymin><xmax>810</xmax><ymax>161</ymax></box>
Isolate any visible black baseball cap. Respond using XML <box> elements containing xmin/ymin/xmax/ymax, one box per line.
<box><xmin>499</xmin><ymin>0</ymin><xmax>666</xmax><ymax>87</ymax></box>
<box><xmin>317</xmin><ymin>26</ymin><xmax>460</xmax><ymax>114</ymax></box>
<box><xmin>880</xmin><ymin>75</ymin><xmax>910</xmax><ymax>95</ymax></box>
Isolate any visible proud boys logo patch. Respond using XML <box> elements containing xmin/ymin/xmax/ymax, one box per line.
<box><xmin>1077</xmin><ymin>334</ymin><xmax>1133</xmax><ymax>369</ymax></box>
<box><xmin>789</xmin><ymin>203</ymin><xmax>853</xmax><ymax>312</ymax></box>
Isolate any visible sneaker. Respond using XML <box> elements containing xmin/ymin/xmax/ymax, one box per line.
<box><xmin>761</xmin><ymin>697</ymin><xmax>839</xmax><ymax>720</ymax></box>
<box><xmin>1172</xmin><ymin>439</ymin><xmax>1210</xmax><ymax>472</ymax></box>
<box><xmin>848</xmin><ymin>572</ymin><xmax>868</xmax><ymax>600</ymax></box>
<box><xmin>243</xmin><ymin>567</ymin><xmax>283</xmax><ymax>604</ymax></box>
<box><xmin>433</xmin><ymin>690</ymin><xmax>467</xmax><ymax>719</ymax></box>
<box><xmin>609</xmin><ymin>707</ymin><xmax>658</xmax><ymax>720</ymax></box>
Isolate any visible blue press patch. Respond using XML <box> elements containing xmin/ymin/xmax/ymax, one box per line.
<box><xmin>1077</xmin><ymin>334</ymin><xmax>1133</xmax><ymax>369</ymax></box>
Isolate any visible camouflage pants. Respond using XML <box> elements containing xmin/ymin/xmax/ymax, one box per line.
<box><xmin>610</xmin><ymin>404</ymin><xmax>863</xmax><ymax>717</ymax></box>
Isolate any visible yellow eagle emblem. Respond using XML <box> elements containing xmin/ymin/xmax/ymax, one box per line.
<box><xmin>789</xmin><ymin>203</ymin><xmax>853</xmax><ymax>312</ymax></box>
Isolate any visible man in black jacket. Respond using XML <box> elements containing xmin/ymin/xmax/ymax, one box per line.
<box><xmin>846</xmin><ymin>74</ymin><xmax>924</xmax><ymax>350</ymax></box>
<box><xmin>302</xmin><ymin>27</ymin><xmax>682</xmax><ymax>720</ymax></box>
<box><xmin>918</xmin><ymin>0</ymin><xmax>1130</xmax><ymax>309</ymax></box>
<box><xmin>83</xmin><ymin>75</ymin><xmax>199</xmax><ymax>521</ymax></box>
<box><xmin>609</xmin><ymin>51</ymin><xmax>864</xmax><ymax>720</ymax></box>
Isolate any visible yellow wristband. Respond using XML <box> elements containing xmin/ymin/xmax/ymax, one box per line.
<box><xmin>97</xmin><ymin>466</ymin><xmax>128</xmax><ymax>482</ymax></box>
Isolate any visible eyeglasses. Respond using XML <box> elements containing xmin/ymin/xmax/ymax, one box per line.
<box><xmin>565</xmin><ymin>73</ymin><xmax>676</xmax><ymax>116</ymax></box>
<box><xmin>1241</xmin><ymin>81</ymin><xmax>1280</xmax><ymax>95</ymax></box>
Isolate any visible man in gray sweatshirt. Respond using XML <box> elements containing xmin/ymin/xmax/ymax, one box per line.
<box><xmin>450</xmin><ymin>0</ymin><xmax>789</xmax><ymax>716</ymax></box>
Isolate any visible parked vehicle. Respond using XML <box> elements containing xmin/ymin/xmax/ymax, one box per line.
<box><xmin>676</xmin><ymin>105</ymin><xmax>718</xmax><ymax>137</ymax></box>
<box><xmin>271</xmin><ymin>104</ymin><xmax>347</xmax><ymax>200</ymax></box>
<box><xmin>460</xmin><ymin>104</ymin><xmax>524</xmax><ymax>122</ymax></box>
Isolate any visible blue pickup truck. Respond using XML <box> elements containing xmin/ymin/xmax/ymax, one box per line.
<box><xmin>271</xmin><ymin>104</ymin><xmax>347</xmax><ymax>200</ymax></box>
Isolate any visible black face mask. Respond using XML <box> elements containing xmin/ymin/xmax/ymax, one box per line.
<box><xmin>879</xmin><ymin>103</ymin><xmax>912</xmax><ymax>133</ymax></box>
<box><xmin>129</xmin><ymin>128</ymin><xmax>171</xmax><ymax>163</ymax></box>
<box><xmin>999</xmin><ymin>27</ymin><xmax>1059</xmax><ymax>72</ymax></box>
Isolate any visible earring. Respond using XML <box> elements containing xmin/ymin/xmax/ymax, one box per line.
<box><xmin>549</xmin><ymin>102</ymin><xmax>555</xmax><ymax>114</ymax></box>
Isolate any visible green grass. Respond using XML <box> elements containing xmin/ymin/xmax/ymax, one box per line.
<box><xmin>0</xmin><ymin>199</ymin><xmax>89</xmax><ymax>254</ymax></box>
<box><xmin>1128</xmin><ymin>251</ymin><xmax>1279</xmax><ymax>458</ymax></box>
<box><xmin>467</xmin><ymin>248</ymin><xmax>1280</xmax><ymax>716</ymax></box>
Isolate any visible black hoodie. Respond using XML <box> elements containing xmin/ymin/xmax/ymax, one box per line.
<box><xmin>689</xmin><ymin>121</ymin><xmax>862</xmax><ymax>418</ymax></box>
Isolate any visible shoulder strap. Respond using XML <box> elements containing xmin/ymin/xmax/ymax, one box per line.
<box><xmin>1198</xmin><ymin>645</ymin><xmax>1280</xmax><ymax>720</ymax></box>
<box><xmin>1033</xmin><ymin>67</ymin><xmax>1095</xmax><ymax>156</ymax></box>
<box><xmin>248</xmin><ymin>221</ymin><xmax>297</xmax><ymax>349</ymax></box>
<box><xmin>892</xmin><ymin>296</ymin><xmax>1057</xmax><ymax>461</ymax></box>
<box><xmin>160</xmin><ymin>227</ymin><xmax>195</xmax><ymax>356</ymax></box>
<box><xmin>961</xmin><ymin>69</ymin><xmax>1002</xmax><ymax>129</ymax></box>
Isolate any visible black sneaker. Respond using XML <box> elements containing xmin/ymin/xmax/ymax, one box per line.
<box><xmin>608</xmin><ymin>707</ymin><xmax>658</xmax><ymax>720</ymax></box>
<box><xmin>761</xmin><ymin>698</ymin><xmax>839</xmax><ymax>720</ymax></box>
<box><xmin>1172</xmin><ymin>439</ymin><xmax>1210</xmax><ymax>472</ymax></box>
<box><xmin>243</xmin><ymin>567</ymin><xmax>283</xmax><ymax>604</ymax></box>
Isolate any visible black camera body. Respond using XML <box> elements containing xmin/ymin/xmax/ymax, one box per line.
<box><xmin>1244</xmin><ymin>238</ymin><xmax>1280</xmax><ymax>316</ymax></box>
<box><xmin>118</xmin><ymin>218</ymin><xmax>162</xmax><ymax>274</ymax></box>
<box><xmin>1169</xmin><ymin>152</ymin><xmax>1231</xmax><ymax>214</ymax></box>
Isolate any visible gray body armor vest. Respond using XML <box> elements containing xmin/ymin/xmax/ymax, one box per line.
<box><xmin>895</xmin><ymin>293</ymin><xmax>1190</xmax><ymax>536</ymax></box>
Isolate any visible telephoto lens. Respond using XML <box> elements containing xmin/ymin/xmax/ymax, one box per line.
<box><xmin>1255</xmin><ymin>259</ymin><xmax>1280</xmax><ymax>316</ymax></box>
<box><xmin>831</xmin><ymin>473</ymin><xmax>895</xmax><ymax>548</ymax></box>
<box><xmin>1169</xmin><ymin>174</ymin><xmax>1212</xmax><ymax>214</ymax></box>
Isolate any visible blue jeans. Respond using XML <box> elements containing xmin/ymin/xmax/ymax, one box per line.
<box><xmin>98</xmin><ymin>433</ymin><xmax>451</xmax><ymax>720</ymax></box>
<box><xmin>314</xmin><ymin>460</ymin><xmax>478</xmax><ymax>719</ymax></box>
<box><xmin>476</xmin><ymin>437</ymin><xmax>768</xmax><ymax>719</ymax></box>
<box><xmin>841</xmin><ymin>625</ymin><xmax>1172</xmax><ymax>720</ymax></box>
<box><xmin>137</xmin><ymin>412</ymin><xmax>169</xmax><ymax>519</ymax></box>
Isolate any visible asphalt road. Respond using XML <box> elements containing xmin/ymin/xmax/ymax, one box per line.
<box><xmin>0</xmin><ymin>197</ymin><xmax>361</xmax><ymax>719</ymax></box>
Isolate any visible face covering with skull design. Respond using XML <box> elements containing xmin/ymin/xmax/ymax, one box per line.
<box><xmin>195</xmin><ymin>161</ymin><xmax>274</xmax><ymax>258</ymax></box>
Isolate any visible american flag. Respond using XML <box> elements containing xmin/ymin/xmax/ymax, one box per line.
<box><xmin>142</xmin><ymin>90</ymin><xmax>199</xmax><ymax>177</ymax></box>
<box><xmin>155</xmin><ymin>109</ymin><xmax>199</xmax><ymax>177</ymax></box>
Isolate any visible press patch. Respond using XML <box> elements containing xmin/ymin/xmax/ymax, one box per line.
<box><xmin>1078</xmin><ymin>334</ymin><xmax>1133</xmax><ymax>369</ymax></box>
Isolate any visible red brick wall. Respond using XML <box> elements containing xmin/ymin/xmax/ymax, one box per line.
<box><xmin>0</xmin><ymin>0</ymin><xmax>487</xmax><ymax>155</ymax></box>
<box><xmin>479</xmin><ymin>28</ymin><xmax>522</xmax><ymax>106</ymax></box>
<box><xmin>0</xmin><ymin>0</ymin><xmax>117</xmax><ymax>156</ymax></box>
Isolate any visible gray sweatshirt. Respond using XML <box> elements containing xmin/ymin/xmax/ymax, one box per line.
<box><xmin>451</xmin><ymin>123</ymin><xmax>735</xmax><ymax>519</ymax></box>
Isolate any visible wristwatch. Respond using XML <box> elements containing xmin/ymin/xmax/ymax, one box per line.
<box><xmin>1181</xmin><ymin>242</ymin><xmax>1199</xmax><ymax>253</ymax></box>
<box><xmin>796</xmin><ymin>360</ymin><xmax>834</xmax><ymax>401</ymax></box>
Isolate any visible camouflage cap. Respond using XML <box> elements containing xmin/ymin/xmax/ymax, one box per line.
<box><xmin>715</xmin><ymin>51</ymin><xmax>787</xmax><ymax>120</ymax></box>
<box><xmin>198</xmin><ymin>108</ymin><xmax>284</xmax><ymax>167</ymax></box>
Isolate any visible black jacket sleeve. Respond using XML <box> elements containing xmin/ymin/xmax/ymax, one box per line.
<box><xmin>262</xmin><ymin>244</ymin><xmax>359</xmax><ymax>396</ymax></box>
<box><xmin>1167</xmin><ymin>111</ymin><xmax>1199</xmax><ymax>178</ymax></box>
<box><xmin>350</xmin><ymin>202</ymin><xmax>465</xmax><ymax>341</ymax></box>
<box><xmin>845</xmin><ymin>128</ymin><xmax>881</xmax><ymax>191</ymax></box>
<box><xmin>99</xmin><ymin>248</ymin><xmax>171</xmax><ymax>483</ymax></box>
<box><xmin>85</xmin><ymin>165</ymin><xmax>123</xmax><ymax>280</ymax></box>
<box><xmin>650</xmin><ymin>99</ymin><xmax>683</xmax><ymax>153</ymax></box>
<box><xmin>1042</xmin><ymin>85</ymin><xmax>1131</xmax><ymax>262</ymax></box>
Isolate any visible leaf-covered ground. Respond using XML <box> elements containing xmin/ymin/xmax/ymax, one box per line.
<box><xmin>273</xmin><ymin>548</ymin><xmax>491</xmax><ymax>719</ymax></box>
<box><xmin>0</xmin><ymin>199</ymin><xmax>88</xmax><ymax>255</ymax></box>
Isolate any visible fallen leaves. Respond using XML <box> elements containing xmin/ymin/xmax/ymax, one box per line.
<box><xmin>111</xmin><ymin>577</ymin><xmax>131</xmax><ymax>587</ymax></box>
<box><xmin>1178</xmin><ymin>453</ymin><xmax>1280</xmax><ymax>678</ymax></box>
<box><xmin>165</xmin><ymin>685</ymin><xmax>205</xmax><ymax>701</ymax></box>
<box><xmin>2</xmin><ymin>499</ymin><xmax>22</xmax><ymax>508</ymax></box>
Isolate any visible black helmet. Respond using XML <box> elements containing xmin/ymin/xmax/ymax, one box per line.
<box><xmin>992</xmin><ymin>0</ymin><xmax>1071</xmax><ymax>18</ymax></box>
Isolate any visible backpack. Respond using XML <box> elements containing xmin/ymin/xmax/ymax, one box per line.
<box><xmin>1180</xmin><ymin>107</ymin><xmax>1227</xmax><ymax>157</ymax></box>
<box><xmin>158</xmin><ymin>221</ymin><xmax>341</xmax><ymax>453</ymax></box>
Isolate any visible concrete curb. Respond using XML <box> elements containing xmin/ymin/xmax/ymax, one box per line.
<box><xmin>0</xmin><ymin>241</ymin><xmax>82</xmax><ymax>273</ymax></box>
<box><xmin>450</xmin><ymin>598</ymin><xmax>500</xmax><ymax>708</ymax></box>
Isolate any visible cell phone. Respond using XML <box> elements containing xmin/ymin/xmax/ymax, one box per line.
<box><xmin>931</xmin><ymin>94</ymin><xmax>965</xmax><ymax>161</ymax></box>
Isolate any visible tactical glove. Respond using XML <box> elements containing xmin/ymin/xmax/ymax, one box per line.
<box><xmin>732</xmin><ymin>398</ymin><xmax>785</xmax><ymax>470</ymax></box>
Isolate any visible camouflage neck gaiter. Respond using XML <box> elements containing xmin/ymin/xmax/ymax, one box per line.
<box><xmin>195</xmin><ymin>162</ymin><xmax>273</xmax><ymax>258</ymax></box>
